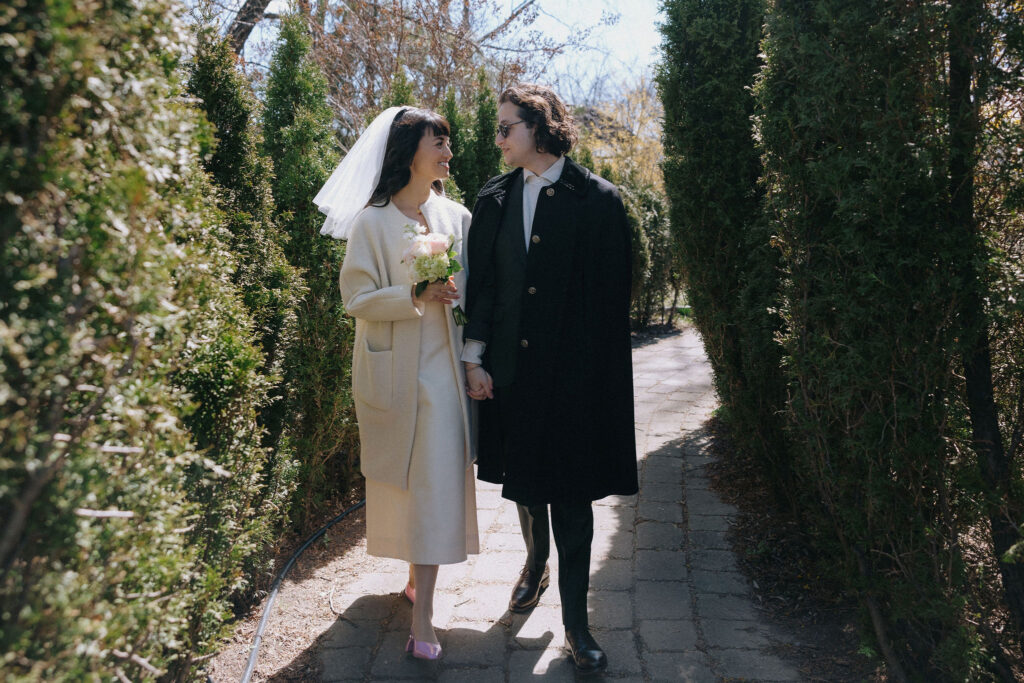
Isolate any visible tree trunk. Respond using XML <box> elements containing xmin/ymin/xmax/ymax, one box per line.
<box><xmin>228</xmin><ymin>0</ymin><xmax>273</xmax><ymax>54</ymax></box>
<box><xmin>949</xmin><ymin>0</ymin><xmax>1024</xmax><ymax>652</ymax></box>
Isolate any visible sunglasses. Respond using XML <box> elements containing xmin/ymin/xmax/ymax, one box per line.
<box><xmin>496</xmin><ymin>120</ymin><xmax>526</xmax><ymax>138</ymax></box>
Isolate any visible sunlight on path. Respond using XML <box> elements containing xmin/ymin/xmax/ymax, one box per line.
<box><xmin>213</xmin><ymin>327</ymin><xmax>804</xmax><ymax>682</ymax></box>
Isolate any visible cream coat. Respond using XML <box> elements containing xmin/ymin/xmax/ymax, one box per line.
<box><xmin>339</xmin><ymin>191</ymin><xmax>473</xmax><ymax>490</ymax></box>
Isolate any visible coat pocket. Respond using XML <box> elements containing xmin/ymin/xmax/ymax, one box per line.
<box><xmin>353</xmin><ymin>341</ymin><xmax>393</xmax><ymax>411</ymax></box>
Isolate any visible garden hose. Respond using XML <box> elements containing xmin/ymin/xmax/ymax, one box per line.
<box><xmin>240</xmin><ymin>499</ymin><xmax>366</xmax><ymax>683</ymax></box>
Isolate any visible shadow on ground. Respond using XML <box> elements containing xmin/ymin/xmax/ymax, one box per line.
<box><xmin>252</xmin><ymin>433</ymin><xmax>692</xmax><ymax>682</ymax></box>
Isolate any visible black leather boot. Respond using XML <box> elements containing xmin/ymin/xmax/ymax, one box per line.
<box><xmin>508</xmin><ymin>564</ymin><xmax>550</xmax><ymax>612</ymax></box>
<box><xmin>565</xmin><ymin>627</ymin><xmax>607</xmax><ymax>675</ymax></box>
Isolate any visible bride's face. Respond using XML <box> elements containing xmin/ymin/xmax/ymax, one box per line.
<box><xmin>409</xmin><ymin>130</ymin><xmax>452</xmax><ymax>183</ymax></box>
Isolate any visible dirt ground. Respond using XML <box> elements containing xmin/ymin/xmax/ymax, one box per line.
<box><xmin>702</xmin><ymin>417</ymin><xmax>885</xmax><ymax>682</ymax></box>
<box><xmin>204</xmin><ymin>484</ymin><xmax>371</xmax><ymax>682</ymax></box>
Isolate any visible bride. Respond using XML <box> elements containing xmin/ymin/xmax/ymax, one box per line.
<box><xmin>315</xmin><ymin>107</ymin><xmax>478</xmax><ymax>660</ymax></box>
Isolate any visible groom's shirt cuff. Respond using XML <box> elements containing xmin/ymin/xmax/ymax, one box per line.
<box><xmin>461</xmin><ymin>340</ymin><xmax>486</xmax><ymax>365</ymax></box>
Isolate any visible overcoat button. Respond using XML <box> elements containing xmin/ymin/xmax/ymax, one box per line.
<box><xmin>545</xmin><ymin>187</ymin><xmax>555</xmax><ymax>197</ymax></box>
<box><xmin>527</xmin><ymin>286</ymin><xmax>537</xmax><ymax>295</ymax></box>
<box><xmin>520</xmin><ymin>339</ymin><xmax>529</xmax><ymax>348</ymax></box>
<box><xmin>531</xmin><ymin>234</ymin><xmax>541</xmax><ymax>244</ymax></box>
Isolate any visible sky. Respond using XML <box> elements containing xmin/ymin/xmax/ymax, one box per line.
<box><xmin>528</xmin><ymin>0</ymin><xmax>665</xmax><ymax>88</ymax></box>
<box><xmin>240</xmin><ymin>0</ymin><xmax>665</xmax><ymax>100</ymax></box>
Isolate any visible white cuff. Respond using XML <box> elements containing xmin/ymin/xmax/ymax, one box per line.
<box><xmin>461</xmin><ymin>340</ymin><xmax>486</xmax><ymax>364</ymax></box>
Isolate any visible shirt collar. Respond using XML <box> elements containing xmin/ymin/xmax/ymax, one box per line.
<box><xmin>523</xmin><ymin>156</ymin><xmax>565</xmax><ymax>185</ymax></box>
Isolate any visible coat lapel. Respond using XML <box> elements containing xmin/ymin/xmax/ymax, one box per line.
<box><xmin>418</xmin><ymin>191</ymin><xmax>450</xmax><ymax>239</ymax></box>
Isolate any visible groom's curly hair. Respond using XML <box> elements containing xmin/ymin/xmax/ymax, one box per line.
<box><xmin>369</xmin><ymin>108</ymin><xmax>450</xmax><ymax>207</ymax></box>
<box><xmin>499</xmin><ymin>84</ymin><xmax>578</xmax><ymax>156</ymax></box>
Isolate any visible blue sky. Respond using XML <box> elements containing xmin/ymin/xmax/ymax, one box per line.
<box><xmin>530</xmin><ymin>0</ymin><xmax>664</xmax><ymax>82</ymax></box>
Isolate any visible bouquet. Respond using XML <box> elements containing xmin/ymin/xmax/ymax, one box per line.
<box><xmin>401</xmin><ymin>224</ymin><xmax>468</xmax><ymax>325</ymax></box>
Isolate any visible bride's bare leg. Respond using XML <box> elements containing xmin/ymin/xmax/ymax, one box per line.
<box><xmin>411</xmin><ymin>564</ymin><xmax>439</xmax><ymax>644</ymax></box>
<box><xmin>408</xmin><ymin>563</ymin><xmax>415</xmax><ymax>590</ymax></box>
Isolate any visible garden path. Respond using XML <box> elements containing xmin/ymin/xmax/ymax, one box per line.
<box><xmin>211</xmin><ymin>327</ymin><xmax>803</xmax><ymax>682</ymax></box>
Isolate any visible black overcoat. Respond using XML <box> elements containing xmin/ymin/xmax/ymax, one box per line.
<box><xmin>464</xmin><ymin>157</ymin><xmax>638</xmax><ymax>505</ymax></box>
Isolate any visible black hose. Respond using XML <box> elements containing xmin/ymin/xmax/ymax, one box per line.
<box><xmin>240</xmin><ymin>498</ymin><xmax>366</xmax><ymax>683</ymax></box>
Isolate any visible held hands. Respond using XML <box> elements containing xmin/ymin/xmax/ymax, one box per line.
<box><xmin>413</xmin><ymin>278</ymin><xmax>460</xmax><ymax>306</ymax></box>
<box><xmin>465</xmin><ymin>364</ymin><xmax>493</xmax><ymax>401</ymax></box>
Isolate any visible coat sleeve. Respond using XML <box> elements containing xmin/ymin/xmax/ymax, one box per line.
<box><xmin>339</xmin><ymin>213</ymin><xmax>424</xmax><ymax>322</ymax></box>
<box><xmin>463</xmin><ymin>200</ymin><xmax>498</xmax><ymax>345</ymax></box>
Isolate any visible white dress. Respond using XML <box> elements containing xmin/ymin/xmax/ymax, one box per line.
<box><xmin>364</xmin><ymin>297</ymin><xmax>479</xmax><ymax>564</ymax></box>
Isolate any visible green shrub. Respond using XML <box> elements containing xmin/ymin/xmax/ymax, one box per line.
<box><xmin>186</xmin><ymin>26</ymin><xmax>305</xmax><ymax>460</ymax></box>
<box><xmin>184</xmin><ymin>29</ymin><xmax>305</xmax><ymax>611</ymax></box>
<box><xmin>755</xmin><ymin>0</ymin><xmax>980</xmax><ymax>674</ymax></box>
<box><xmin>657</xmin><ymin>0</ymin><xmax>793</xmax><ymax>499</ymax></box>
<box><xmin>465</xmin><ymin>71</ymin><xmax>502</xmax><ymax>204</ymax></box>
<box><xmin>621</xmin><ymin>182</ymin><xmax>675</xmax><ymax>329</ymax></box>
<box><xmin>0</xmin><ymin>1</ymin><xmax>202</xmax><ymax>678</ymax></box>
<box><xmin>263</xmin><ymin>15</ymin><xmax>359</xmax><ymax>527</ymax></box>
<box><xmin>167</xmin><ymin>169</ymin><xmax>286</xmax><ymax>678</ymax></box>
<box><xmin>441</xmin><ymin>87</ymin><xmax>470</xmax><ymax>203</ymax></box>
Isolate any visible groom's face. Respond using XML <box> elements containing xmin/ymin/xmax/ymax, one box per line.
<box><xmin>496</xmin><ymin>101</ymin><xmax>534</xmax><ymax>169</ymax></box>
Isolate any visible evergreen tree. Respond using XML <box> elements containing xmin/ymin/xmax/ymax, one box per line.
<box><xmin>441</xmin><ymin>87</ymin><xmax>472</xmax><ymax>198</ymax></box>
<box><xmin>263</xmin><ymin>15</ymin><xmax>359</xmax><ymax>525</ymax></box>
<box><xmin>574</xmin><ymin>143</ymin><xmax>596</xmax><ymax>171</ymax></box>
<box><xmin>382</xmin><ymin>66</ymin><xmax>417</xmax><ymax>108</ymax></box>
<box><xmin>167</xmin><ymin>168</ymin><xmax>283</xmax><ymax>680</ymax></box>
<box><xmin>657</xmin><ymin>0</ymin><xmax>792</xmax><ymax>502</ymax></box>
<box><xmin>598</xmin><ymin>162</ymin><xmax>617</xmax><ymax>185</ymax></box>
<box><xmin>0</xmin><ymin>1</ymin><xmax>268</xmax><ymax>677</ymax></box>
<box><xmin>169</xmin><ymin>26</ymin><xmax>312</xmax><ymax>676</ymax></box>
<box><xmin>466</xmin><ymin>71</ymin><xmax>502</xmax><ymax>204</ymax></box>
<box><xmin>756</xmin><ymin>1</ymin><xmax>979</xmax><ymax>674</ymax></box>
<box><xmin>186</xmin><ymin>24</ymin><xmax>304</xmax><ymax>467</ymax></box>
<box><xmin>948</xmin><ymin>0</ymin><xmax>1024</xmax><ymax>648</ymax></box>
<box><xmin>621</xmin><ymin>184</ymin><xmax>672</xmax><ymax>329</ymax></box>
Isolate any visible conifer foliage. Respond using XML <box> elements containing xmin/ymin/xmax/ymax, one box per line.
<box><xmin>263</xmin><ymin>15</ymin><xmax>358</xmax><ymax>525</ymax></box>
<box><xmin>0</xmin><ymin>0</ymin><xmax>267</xmax><ymax>678</ymax></box>
<box><xmin>186</xmin><ymin>23</ymin><xmax>303</xmax><ymax>499</ymax></box>
<box><xmin>437</xmin><ymin>73</ymin><xmax>503</xmax><ymax>206</ymax></box>
<box><xmin>466</xmin><ymin>72</ymin><xmax>503</xmax><ymax>204</ymax></box>
<box><xmin>756</xmin><ymin>3</ymin><xmax>973</xmax><ymax>674</ymax></box>
<box><xmin>441</xmin><ymin>88</ymin><xmax>469</xmax><ymax>203</ymax></box>
<box><xmin>186</xmin><ymin>28</ymin><xmax>305</xmax><ymax>456</ymax></box>
<box><xmin>657</xmin><ymin>0</ymin><xmax>791</xmax><ymax>497</ymax></box>
<box><xmin>661</xmin><ymin>0</ymin><xmax>1024</xmax><ymax>675</ymax></box>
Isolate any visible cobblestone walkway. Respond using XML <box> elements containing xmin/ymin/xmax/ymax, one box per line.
<box><xmin>306</xmin><ymin>328</ymin><xmax>802</xmax><ymax>681</ymax></box>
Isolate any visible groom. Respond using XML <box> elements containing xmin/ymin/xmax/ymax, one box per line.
<box><xmin>462</xmin><ymin>83</ymin><xmax>637</xmax><ymax>674</ymax></box>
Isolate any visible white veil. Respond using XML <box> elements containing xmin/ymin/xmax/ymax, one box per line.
<box><xmin>314</xmin><ymin>106</ymin><xmax>406</xmax><ymax>240</ymax></box>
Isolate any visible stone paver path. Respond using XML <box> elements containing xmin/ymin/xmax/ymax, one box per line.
<box><xmin>309</xmin><ymin>328</ymin><xmax>802</xmax><ymax>681</ymax></box>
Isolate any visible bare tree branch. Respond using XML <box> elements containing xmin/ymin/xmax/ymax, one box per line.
<box><xmin>228</xmin><ymin>0</ymin><xmax>273</xmax><ymax>54</ymax></box>
<box><xmin>478</xmin><ymin>0</ymin><xmax>536</xmax><ymax>42</ymax></box>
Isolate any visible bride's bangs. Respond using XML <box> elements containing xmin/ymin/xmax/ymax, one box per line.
<box><xmin>424</xmin><ymin>111</ymin><xmax>451</xmax><ymax>139</ymax></box>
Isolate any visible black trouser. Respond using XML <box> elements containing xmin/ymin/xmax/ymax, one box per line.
<box><xmin>517</xmin><ymin>501</ymin><xmax>594</xmax><ymax>630</ymax></box>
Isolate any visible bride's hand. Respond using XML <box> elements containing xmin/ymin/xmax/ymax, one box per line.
<box><xmin>413</xmin><ymin>279</ymin><xmax>459</xmax><ymax>306</ymax></box>
<box><xmin>465</xmin><ymin>364</ymin><xmax>493</xmax><ymax>400</ymax></box>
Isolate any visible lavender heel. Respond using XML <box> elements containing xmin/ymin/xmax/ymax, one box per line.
<box><xmin>405</xmin><ymin>633</ymin><xmax>442</xmax><ymax>660</ymax></box>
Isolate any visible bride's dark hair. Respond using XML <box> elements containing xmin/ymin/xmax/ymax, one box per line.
<box><xmin>368</xmin><ymin>108</ymin><xmax>451</xmax><ymax>207</ymax></box>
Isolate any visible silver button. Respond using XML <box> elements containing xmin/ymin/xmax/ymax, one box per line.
<box><xmin>527</xmin><ymin>286</ymin><xmax>537</xmax><ymax>295</ymax></box>
<box><xmin>545</xmin><ymin>187</ymin><xmax>555</xmax><ymax>197</ymax></box>
<box><xmin>531</xmin><ymin>234</ymin><xmax>540</xmax><ymax>244</ymax></box>
<box><xmin>520</xmin><ymin>339</ymin><xmax>529</xmax><ymax>348</ymax></box>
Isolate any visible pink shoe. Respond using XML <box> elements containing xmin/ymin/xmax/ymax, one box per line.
<box><xmin>403</xmin><ymin>582</ymin><xmax>416</xmax><ymax>604</ymax></box>
<box><xmin>405</xmin><ymin>633</ymin><xmax>442</xmax><ymax>660</ymax></box>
